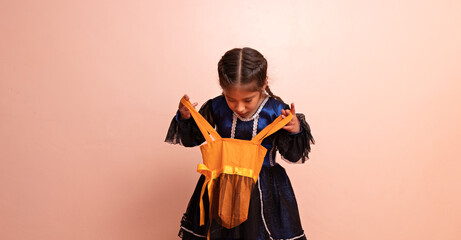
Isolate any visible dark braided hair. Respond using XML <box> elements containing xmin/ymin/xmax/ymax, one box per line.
<box><xmin>217</xmin><ymin>47</ymin><xmax>284</xmax><ymax>102</ymax></box>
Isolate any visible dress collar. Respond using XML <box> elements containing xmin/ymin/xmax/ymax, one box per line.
<box><xmin>232</xmin><ymin>95</ymin><xmax>270</xmax><ymax>122</ymax></box>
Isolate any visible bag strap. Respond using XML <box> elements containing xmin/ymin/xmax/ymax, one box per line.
<box><xmin>251</xmin><ymin>112</ymin><xmax>293</xmax><ymax>144</ymax></box>
<box><xmin>180</xmin><ymin>97</ymin><xmax>221</xmax><ymax>143</ymax></box>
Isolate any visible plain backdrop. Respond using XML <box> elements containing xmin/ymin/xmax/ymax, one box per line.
<box><xmin>1</xmin><ymin>0</ymin><xmax>461</xmax><ymax>240</ymax></box>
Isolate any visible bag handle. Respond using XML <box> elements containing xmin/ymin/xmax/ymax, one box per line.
<box><xmin>180</xmin><ymin>97</ymin><xmax>221</xmax><ymax>143</ymax></box>
<box><xmin>251</xmin><ymin>112</ymin><xmax>293</xmax><ymax>144</ymax></box>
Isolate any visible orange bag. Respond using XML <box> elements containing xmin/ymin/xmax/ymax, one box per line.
<box><xmin>180</xmin><ymin>97</ymin><xmax>292</xmax><ymax>232</ymax></box>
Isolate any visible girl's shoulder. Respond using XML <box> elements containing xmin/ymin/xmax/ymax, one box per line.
<box><xmin>202</xmin><ymin>95</ymin><xmax>226</xmax><ymax>112</ymax></box>
<box><xmin>264</xmin><ymin>96</ymin><xmax>289</xmax><ymax>117</ymax></box>
<box><xmin>210</xmin><ymin>94</ymin><xmax>226</xmax><ymax>104</ymax></box>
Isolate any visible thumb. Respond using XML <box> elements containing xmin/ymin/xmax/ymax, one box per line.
<box><xmin>183</xmin><ymin>94</ymin><xmax>190</xmax><ymax>101</ymax></box>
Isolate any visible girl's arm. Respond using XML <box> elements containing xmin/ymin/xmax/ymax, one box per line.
<box><xmin>164</xmin><ymin>99</ymin><xmax>214</xmax><ymax>147</ymax></box>
<box><xmin>274</xmin><ymin>111</ymin><xmax>315</xmax><ymax>163</ymax></box>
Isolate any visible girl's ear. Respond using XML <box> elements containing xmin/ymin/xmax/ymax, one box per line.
<box><xmin>263</xmin><ymin>77</ymin><xmax>268</xmax><ymax>90</ymax></box>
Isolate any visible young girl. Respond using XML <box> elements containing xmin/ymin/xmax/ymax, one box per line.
<box><xmin>165</xmin><ymin>47</ymin><xmax>315</xmax><ymax>240</ymax></box>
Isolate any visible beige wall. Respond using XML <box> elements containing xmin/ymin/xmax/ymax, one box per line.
<box><xmin>1</xmin><ymin>1</ymin><xmax>461</xmax><ymax>239</ymax></box>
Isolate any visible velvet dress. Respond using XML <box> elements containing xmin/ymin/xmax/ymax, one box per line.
<box><xmin>165</xmin><ymin>95</ymin><xmax>315</xmax><ymax>240</ymax></box>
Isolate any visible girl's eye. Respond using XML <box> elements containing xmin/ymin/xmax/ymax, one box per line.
<box><xmin>245</xmin><ymin>100</ymin><xmax>252</xmax><ymax>103</ymax></box>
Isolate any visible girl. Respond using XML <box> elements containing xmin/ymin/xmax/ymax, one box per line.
<box><xmin>165</xmin><ymin>47</ymin><xmax>315</xmax><ymax>240</ymax></box>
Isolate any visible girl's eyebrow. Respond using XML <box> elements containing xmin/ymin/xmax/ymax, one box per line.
<box><xmin>247</xmin><ymin>93</ymin><xmax>260</xmax><ymax>99</ymax></box>
<box><xmin>225</xmin><ymin>94</ymin><xmax>256</xmax><ymax>101</ymax></box>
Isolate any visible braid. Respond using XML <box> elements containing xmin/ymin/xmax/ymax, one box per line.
<box><xmin>265</xmin><ymin>85</ymin><xmax>284</xmax><ymax>103</ymax></box>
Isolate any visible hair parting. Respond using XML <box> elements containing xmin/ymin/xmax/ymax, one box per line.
<box><xmin>218</xmin><ymin>47</ymin><xmax>284</xmax><ymax>103</ymax></box>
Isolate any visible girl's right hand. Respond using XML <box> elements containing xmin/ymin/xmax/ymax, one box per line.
<box><xmin>179</xmin><ymin>94</ymin><xmax>198</xmax><ymax>119</ymax></box>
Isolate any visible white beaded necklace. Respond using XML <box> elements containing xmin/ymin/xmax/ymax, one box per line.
<box><xmin>230</xmin><ymin>96</ymin><xmax>269</xmax><ymax>139</ymax></box>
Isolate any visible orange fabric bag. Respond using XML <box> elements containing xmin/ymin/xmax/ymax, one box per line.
<box><xmin>180</xmin><ymin>97</ymin><xmax>293</xmax><ymax>232</ymax></box>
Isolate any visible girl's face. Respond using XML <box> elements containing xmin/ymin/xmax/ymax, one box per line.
<box><xmin>223</xmin><ymin>84</ymin><xmax>267</xmax><ymax>118</ymax></box>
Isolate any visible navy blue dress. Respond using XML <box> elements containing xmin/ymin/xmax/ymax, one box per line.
<box><xmin>165</xmin><ymin>95</ymin><xmax>315</xmax><ymax>240</ymax></box>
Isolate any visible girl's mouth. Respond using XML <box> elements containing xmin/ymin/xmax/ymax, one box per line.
<box><xmin>237</xmin><ymin>112</ymin><xmax>249</xmax><ymax>118</ymax></box>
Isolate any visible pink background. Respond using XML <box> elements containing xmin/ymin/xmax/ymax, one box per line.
<box><xmin>1</xmin><ymin>1</ymin><xmax>461</xmax><ymax>239</ymax></box>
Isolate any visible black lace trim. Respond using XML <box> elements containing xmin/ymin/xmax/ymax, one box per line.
<box><xmin>274</xmin><ymin>113</ymin><xmax>315</xmax><ymax>163</ymax></box>
<box><xmin>164</xmin><ymin>99</ymin><xmax>214</xmax><ymax>147</ymax></box>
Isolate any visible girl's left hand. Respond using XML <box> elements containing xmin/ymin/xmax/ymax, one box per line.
<box><xmin>281</xmin><ymin>103</ymin><xmax>301</xmax><ymax>133</ymax></box>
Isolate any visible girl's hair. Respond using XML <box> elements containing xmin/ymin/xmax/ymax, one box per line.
<box><xmin>218</xmin><ymin>47</ymin><xmax>283</xmax><ymax>102</ymax></box>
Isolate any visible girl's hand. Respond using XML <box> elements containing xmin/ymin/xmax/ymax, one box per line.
<box><xmin>281</xmin><ymin>103</ymin><xmax>301</xmax><ymax>133</ymax></box>
<box><xmin>179</xmin><ymin>94</ymin><xmax>198</xmax><ymax>119</ymax></box>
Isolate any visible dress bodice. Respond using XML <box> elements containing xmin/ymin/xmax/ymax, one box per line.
<box><xmin>210</xmin><ymin>95</ymin><xmax>288</xmax><ymax>166</ymax></box>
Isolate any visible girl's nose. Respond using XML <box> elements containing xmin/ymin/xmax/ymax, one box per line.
<box><xmin>236</xmin><ymin>103</ymin><xmax>245</xmax><ymax>112</ymax></box>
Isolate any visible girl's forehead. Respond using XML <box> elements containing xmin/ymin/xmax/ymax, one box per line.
<box><xmin>223</xmin><ymin>86</ymin><xmax>260</xmax><ymax>99</ymax></box>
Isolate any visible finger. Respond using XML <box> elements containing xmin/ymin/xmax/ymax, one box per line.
<box><xmin>281</xmin><ymin>109</ymin><xmax>289</xmax><ymax>116</ymax></box>
<box><xmin>290</xmin><ymin>103</ymin><xmax>296</xmax><ymax>115</ymax></box>
<box><xmin>280</xmin><ymin>109</ymin><xmax>286</xmax><ymax>118</ymax></box>
<box><xmin>192</xmin><ymin>102</ymin><xmax>198</xmax><ymax>108</ymax></box>
<box><xmin>282</xmin><ymin>125</ymin><xmax>291</xmax><ymax>130</ymax></box>
<box><xmin>183</xmin><ymin>94</ymin><xmax>190</xmax><ymax>101</ymax></box>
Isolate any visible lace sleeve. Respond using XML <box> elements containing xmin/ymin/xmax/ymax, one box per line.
<box><xmin>164</xmin><ymin>99</ymin><xmax>214</xmax><ymax>147</ymax></box>
<box><xmin>274</xmin><ymin>113</ymin><xmax>315</xmax><ymax>163</ymax></box>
